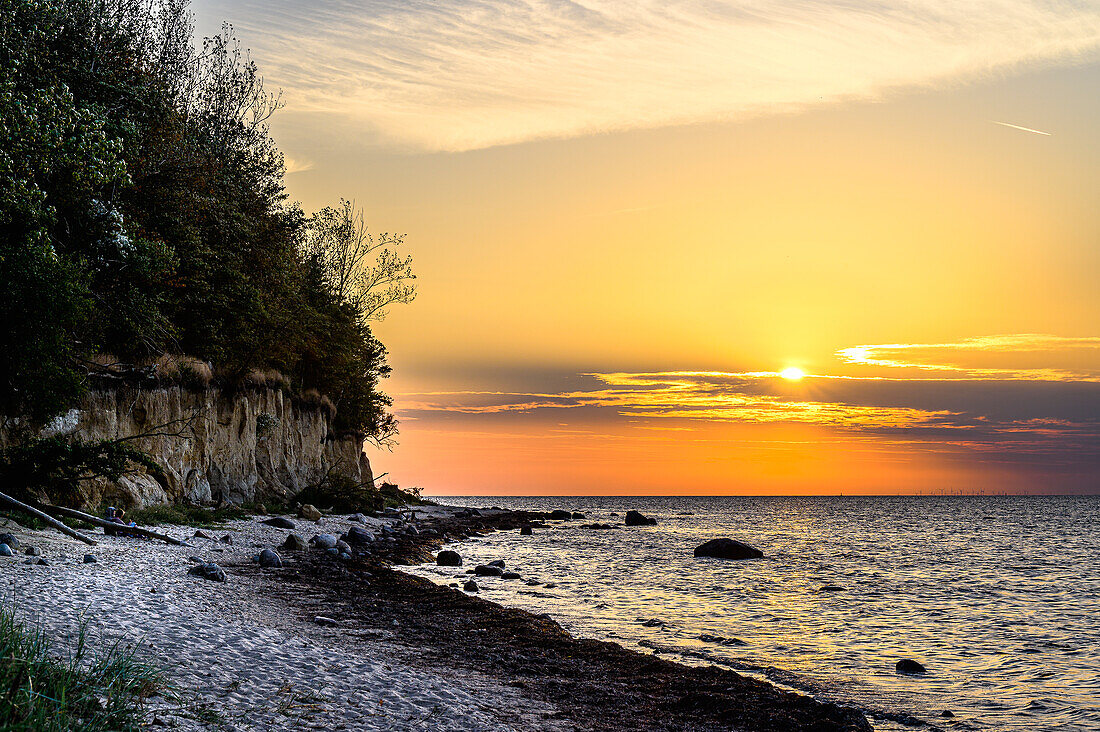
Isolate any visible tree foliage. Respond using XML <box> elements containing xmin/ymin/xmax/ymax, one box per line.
<box><xmin>0</xmin><ymin>0</ymin><xmax>413</xmax><ymax>439</ymax></box>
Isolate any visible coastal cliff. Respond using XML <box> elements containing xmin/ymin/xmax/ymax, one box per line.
<box><xmin>41</xmin><ymin>385</ymin><xmax>369</xmax><ymax>509</ymax></box>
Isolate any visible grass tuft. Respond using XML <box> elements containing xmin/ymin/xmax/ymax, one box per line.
<box><xmin>0</xmin><ymin>606</ymin><xmax>165</xmax><ymax>731</ymax></box>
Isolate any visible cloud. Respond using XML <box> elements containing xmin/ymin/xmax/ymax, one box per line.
<box><xmin>837</xmin><ymin>334</ymin><xmax>1100</xmax><ymax>381</ymax></box>
<box><xmin>201</xmin><ymin>0</ymin><xmax>1100</xmax><ymax>150</ymax></box>
<box><xmin>392</xmin><ymin>335</ymin><xmax>1100</xmax><ymax>471</ymax></box>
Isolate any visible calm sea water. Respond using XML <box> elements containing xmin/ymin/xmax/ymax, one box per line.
<box><xmin>407</xmin><ymin>496</ymin><xmax>1100</xmax><ymax>731</ymax></box>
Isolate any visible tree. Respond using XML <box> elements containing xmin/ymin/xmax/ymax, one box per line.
<box><xmin>305</xmin><ymin>200</ymin><xmax>416</xmax><ymax>322</ymax></box>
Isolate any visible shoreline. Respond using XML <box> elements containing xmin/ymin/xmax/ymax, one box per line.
<box><xmin>1</xmin><ymin>506</ymin><xmax>872</xmax><ymax>731</ymax></box>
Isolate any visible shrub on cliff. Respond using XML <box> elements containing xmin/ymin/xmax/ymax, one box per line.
<box><xmin>0</xmin><ymin>0</ymin><xmax>411</xmax><ymax>443</ymax></box>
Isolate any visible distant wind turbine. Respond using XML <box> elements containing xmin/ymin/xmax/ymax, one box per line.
<box><xmin>992</xmin><ymin>121</ymin><xmax>1051</xmax><ymax>136</ymax></box>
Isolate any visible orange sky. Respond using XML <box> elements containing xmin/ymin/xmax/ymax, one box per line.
<box><xmin>195</xmin><ymin>0</ymin><xmax>1100</xmax><ymax>494</ymax></box>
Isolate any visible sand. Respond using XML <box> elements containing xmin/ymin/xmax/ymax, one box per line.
<box><xmin>0</xmin><ymin>511</ymin><xmax>564</xmax><ymax>731</ymax></box>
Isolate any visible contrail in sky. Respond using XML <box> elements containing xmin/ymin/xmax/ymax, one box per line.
<box><xmin>992</xmin><ymin>121</ymin><xmax>1052</xmax><ymax>135</ymax></box>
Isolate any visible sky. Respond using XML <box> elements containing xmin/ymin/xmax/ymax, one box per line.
<box><xmin>193</xmin><ymin>0</ymin><xmax>1100</xmax><ymax>495</ymax></box>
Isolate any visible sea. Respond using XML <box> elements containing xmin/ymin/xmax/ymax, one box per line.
<box><xmin>406</xmin><ymin>496</ymin><xmax>1100</xmax><ymax>731</ymax></box>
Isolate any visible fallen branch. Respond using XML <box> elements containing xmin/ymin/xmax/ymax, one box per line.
<box><xmin>40</xmin><ymin>504</ymin><xmax>189</xmax><ymax>546</ymax></box>
<box><xmin>0</xmin><ymin>491</ymin><xmax>97</xmax><ymax>546</ymax></box>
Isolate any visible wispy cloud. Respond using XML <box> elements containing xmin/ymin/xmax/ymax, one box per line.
<box><xmin>837</xmin><ymin>335</ymin><xmax>1100</xmax><ymax>381</ymax></box>
<box><xmin>204</xmin><ymin>0</ymin><xmax>1100</xmax><ymax>150</ymax></box>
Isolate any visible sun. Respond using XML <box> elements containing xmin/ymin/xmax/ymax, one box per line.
<box><xmin>780</xmin><ymin>367</ymin><xmax>805</xmax><ymax>381</ymax></box>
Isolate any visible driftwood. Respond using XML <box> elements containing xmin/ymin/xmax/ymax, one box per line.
<box><xmin>41</xmin><ymin>504</ymin><xmax>189</xmax><ymax>546</ymax></box>
<box><xmin>0</xmin><ymin>490</ymin><xmax>98</xmax><ymax>546</ymax></box>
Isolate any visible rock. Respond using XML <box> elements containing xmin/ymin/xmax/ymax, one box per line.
<box><xmin>310</xmin><ymin>533</ymin><xmax>338</xmax><ymax>550</ymax></box>
<box><xmin>326</xmin><ymin>547</ymin><xmax>340</xmax><ymax>557</ymax></box>
<box><xmin>187</xmin><ymin>555</ymin><xmax>203</xmax><ymax>563</ymax></box>
<box><xmin>625</xmin><ymin>510</ymin><xmax>657</xmax><ymax>526</ymax></box>
<box><xmin>548</xmin><ymin>510</ymin><xmax>572</xmax><ymax>521</ymax></box>
<box><xmin>36</xmin><ymin>558</ymin><xmax>49</xmax><ymax>566</ymax></box>
<box><xmin>257</xmin><ymin>548</ymin><xmax>282</xmax><ymax>568</ymax></box>
<box><xmin>339</xmin><ymin>552</ymin><xmax>351</xmax><ymax>561</ymax></box>
<box><xmin>281</xmin><ymin>533</ymin><xmax>308</xmax><ymax>551</ymax></box>
<box><xmin>525</xmin><ymin>579</ymin><xmax>542</xmax><ymax>586</ymax></box>
<box><xmin>262</xmin><ymin>517</ymin><xmax>295</xmax><ymax>529</ymax></box>
<box><xmin>0</xmin><ymin>544</ymin><xmax>12</xmax><ymax>557</ymax></box>
<box><xmin>405</xmin><ymin>525</ymin><xmax>419</xmax><ymax>536</ymax></box>
<box><xmin>298</xmin><ymin>504</ymin><xmax>322</xmax><ymax>522</ymax></box>
<box><xmin>520</xmin><ymin>527</ymin><xmax>533</xmax><ymax>535</ymax></box>
<box><xmin>314</xmin><ymin>616</ymin><xmax>339</xmax><ymax>627</ymax></box>
<box><xmin>348</xmin><ymin>513</ymin><xmax>366</xmax><ymax>523</ymax></box>
<box><xmin>693</xmin><ymin>538</ymin><xmax>763</xmax><ymax>560</ymax></box>
<box><xmin>487</xmin><ymin>559</ymin><xmax>506</xmax><ymax>569</ymax></box>
<box><xmin>344</xmin><ymin>526</ymin><xmax>375</xmax><ymax>545</ymax></box>
<box><xmin>940</xmin><ymin>710</ymin><xmax>954</xmax><ymax>718</ymax></box>
<box><xmin>463</xmin><ymin>580</ymin><xmax>479</xmax><ymax>592</ymax></box>
<box><xmin>436</xmin><ymin>550</ymin><xmax>462</xmax><ymax>566</ymax></box>
<box><xmin>188</xmin><ymin>562</ymin><xmax>226</xmax><ymax>582</ymax></box>
<box><xmin>819</xmin><ymin>585</ymin><xmax>845</xmax><ymax>592</ymax></box>
<box><xmin>219</xmin><ymin>534</ymin><xmax>233</xmax><ymax>544</ymax></box>
<box><xmin>193</xmin><ymin>530</ymin><xmax>213</xmax><ymax>540</ymax></box>
<box><xmin>83</xmin><ymin>554</ymin><xmax>97</xmax><ymax>564</ymax></box>
<box><xmin>571</xmin><ymin>511</ymin><xmax>585</xmax><ymax>519</ymax></box>
<box><xmin>474</xmin><ymin>564</ymin><xmax>503</xmax><ymax>577</ymax></box>
<box><xmin>698</xmin><ymin>633</ymin><xmax>745</xmax><ymax>646</ymax></box>
<box><xmin>896</xmin><ymin>659</ymin><xmax>927</xmax><ymax>675</ymax></box>
<box><xmin>335</xmin><ymin>540</ymin><xmax>352</xmax><ymax>555</ymax></box>
<box><xmin>0</xmin><ymin>533</ymin><xmax>19</xmax><ymax>550</ymax></box>
<box><xmin>501</xmin><ymin>571</ymin><xmax>522</xmax><ymax>579</ymax></box>
<box><xmin>24</xmin><ymin>546</ymin><xmax>41</xmax><ymax>556</ymax></box>
<box><xmin>584</xmin><ymin>523</ymin><xmax>613</xmax><ymax>530</ymax></box>
<box><xmin>255</xmin><ymin>503</ymin><xmax>267</xmax><ymax>515</ymax></box>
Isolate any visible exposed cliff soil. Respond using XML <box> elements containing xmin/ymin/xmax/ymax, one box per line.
<box><xmin>269</xmin><ymin>510</ymin><xmax>873</xmax><ymax>732</ymax></box>
<box><xmin>37</xmin><ymin>385</ymin><xmax>367</xmax><ymax>509</ymax></box>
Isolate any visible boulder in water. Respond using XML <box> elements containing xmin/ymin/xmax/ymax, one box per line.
<box><xmin>625</xmin><ymin>510</ymin><xmax>657</xmax><ymax>526</ymax></box>
<box><xmin>693</xmin><ymin>538</ymin><xmax>763</xmax><ymax>560</ymax></box>
<box><xmin>571</xmin><ymin>511</ymin><xmax>585</xmax><ymax>519</ymax></box>
<box><xmin>436</xmin><ymin>550</ymin><xmax>462</xmax><ymax>566</ymax></box>
<box><xmin>896</xmin><ymin>659</ymin><xmax>926</xmax><ymax>675</ymax></box>
<box><xmin>463</xmin><ymin>580</ymin><xmax>479</xmax><ymax>592</ymax></box>
<box><xmin>520</xmin><ymin>526</ymin><xmax>533</xmax><ymax>535</ymax></box>
<box><xmin>548</xmin><ymin>510</ymin><xmax>572</xmax><ymax>521</ymax></box>
<box><xmin>487</xmin><ymin>559</ymin><xmax>506</xmax><ymax>569</ymax></box>
<box><xmin>474</xmin><ymin>564</ymin><xmax>503</xmax><ymax>577</ymax></box>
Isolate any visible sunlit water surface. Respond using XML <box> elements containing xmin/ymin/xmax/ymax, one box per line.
<box><xmin>405</xmin><ymin>496</ymin><xmax>1099</xmax><ymax>731</ymax></box>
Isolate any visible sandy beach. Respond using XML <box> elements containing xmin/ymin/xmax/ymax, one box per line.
<box><xmin>0</xmin><ymin>507</ymin><xmax>870</xmax><ymax>731</ymax></box>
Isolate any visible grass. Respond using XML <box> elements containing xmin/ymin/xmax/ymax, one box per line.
<box><xmin>124</xmin><ymin>503</ymin><xmax>253</xmax><ymax>527</ymax></box>
<box><xmin>0</xmin><ymin>605</ymin><xmax>165</xmax><ymax>731</ymax></box>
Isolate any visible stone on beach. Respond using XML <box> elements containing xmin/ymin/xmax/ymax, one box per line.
<box><xmin>262</xmin><ymin>517</ymin><xmax>296</xmax><ymax>529</ymax></box>
<box><xmin>311</xmin><ymin>534</ymin><xmax>338</xmax><ymax>550</ymax></box>
<box><xmin>193</xmin><ymin>530</ymin><xmax>213</xmax><ymax>540</ymax></box>
<box><xmin>188</xmin><ymin>562</ymin><xmax>226</xmax><ymax>582</ymax></box>
<box><xmin>624</xmin><ymin>510</ymin><xmax>657</xmax><ymax>526</ymax></box>
<box><xmin>344</xmin><ymin>526</ymin><xmax>376</xmax><ymax>545</ymax></box>
<box><xmin>257</xmin><ymin>548</ymin><xmax>282</xmax><ymax>568</ymax></box>
<box><xmin>314</xmin><ymin>616</ymin><xmax>339</xmax><ymax>627</ymax></box>
<box><xmin>0</xmin><ymin>533</ymin><xmax>19</xmax><ymax>550</ymax></box>
<box><xmin>83</xmin><ymin>554</ymin><xmax>97</xmax><ymax>563</ymax></box>
<box><xmin>0</xmin><ymin>544</ymin><xmax>12</xmax><ymax>557</ymax></box>
<box><xmin>436</xmin><ymin>550</ymin><xmax>462</xmax><ymax>566</ymax></box>
<box><xmin>281</xmin><ymin>533</ymin><xmax>308</xmax><ymax>551</ymax></box>
<box><xmin>693</xmin><ymin>538</ymin><xmax>763</xmax><ymax>560</ymax></box>
<box><xmin>298</xmin><ymin>504</ymin><xmax>322</xmax><ymax>522</ymax></box>
<box><xmin>25</xmin><ymin>546</ymin><xmax>41</xmax><ymax>556</ymax></box>
<box><xmin>896</xmin><ymin>659</ymin><xmax>927</xmax><ymax>675</ymax></box>
<box><xmin>463</xmin><ymin>580</ymin><xmax>479</xmax><ymax>592</ymax></box>
<box><xmin>335</xmin><ymin>539</ymin><xmax>352</xmax><ymax>555</ymax></box>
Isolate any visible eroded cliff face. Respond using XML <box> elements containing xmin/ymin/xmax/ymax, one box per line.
<box><xmin>52</xmin><ymin>386</ymin><xmax>369</xmax><ymax>509</ymax></box>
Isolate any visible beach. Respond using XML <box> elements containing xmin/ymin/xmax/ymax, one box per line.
<box><xmin>0</xmin><ymin>506</ymin><xmax>870</xmax><ymax>731</ymax></box>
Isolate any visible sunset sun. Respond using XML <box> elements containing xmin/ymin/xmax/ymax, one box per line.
<box><xmin>780</xmin><ymin>367</ymin><xmax>806</xmax><ymax>381</ymax></box>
